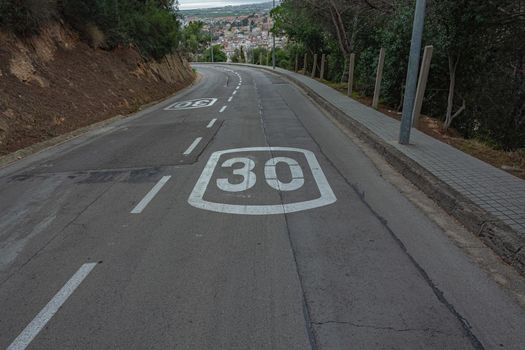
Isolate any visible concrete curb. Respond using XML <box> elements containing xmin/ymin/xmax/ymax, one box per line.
<box><xmin>198</xmin><ymin>62</ymin><xmax>525</xmax><ymax>275</ymax></box>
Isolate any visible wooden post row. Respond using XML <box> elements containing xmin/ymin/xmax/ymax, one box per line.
<box><xmin>303</xmin><ymin>54</ymin><xmax>308</xmax><ymax>75</ymax></box>
<box><xmin>348</xmin><ymin>53</ymin><xmax>356</xmax><ymax>97</ymax></box>
<box><xmin>320</xmin><ymin>54</ymin><xmax>326</xmax><ymax>80</ymax></box>
<box><xmin>372</xmin><ymin>48</ymin><xmax>385</xmax><ymax>109</ymax></box>
<box><xmin>412</xmin><ymin>45</ymin><xmax>434</xmax><ymax>128</ymax></box>
<box><xmin>311</xmin><ymin>53</ymin><xmax>318</xmax><ymax>78</ymax></box>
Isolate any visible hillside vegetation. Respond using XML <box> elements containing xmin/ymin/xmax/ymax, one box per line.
<box><xmin>0</xmin><ymin>0</ymin><xmax>181</xmax><ymax>59</ymax></box>
<box><xmin>0</xmin><ymin>0</ymin><xmax>194</xmax><ymax>156</ymax></box>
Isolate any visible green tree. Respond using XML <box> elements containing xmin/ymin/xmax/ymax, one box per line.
<box><xmin>60</xmin><ymin>0</ymin><xmax>181</xmax><ymax>59</ymax></box>
<box><xmin>180</xmin><ymin>21</ymin><xmax>211</xmax><ymax>57</ymax></box>
<box><xmin>201</xmin><ymin>44</ymin><xmax>227</xmax><ymax>62</ymax></box>
<box><xmin>231</xmin><ymin>46</ymin><xmax>246</xmax><ymax>63</ymax></box>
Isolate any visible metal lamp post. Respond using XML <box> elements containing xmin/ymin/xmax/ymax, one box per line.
<box><xmin>210</xmin><ymin>26</ymin><xmax>214</xmax><ymax>63</ymax></box>
<box><xmin>399</xmin><ymin>0</ymin><xmax>427</xmax><ymax>145</ymax></box>
<box><xmin>272</xmin><ymin>0</ymin><xmax>276</xmax><ymax>69</ymax></box>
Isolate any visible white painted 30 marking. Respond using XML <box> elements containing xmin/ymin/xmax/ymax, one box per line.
<box><xmin>165</xmin><ymin>98</ymin><xmax>217</xmax><ymax>111</ymax></box>
<box><xmin>265</xmin><ymin>157</ymin><xmax>304</xmax><ymax>192</ymax></box>
<box><xmin>217</xmin><ymin>158</ymin><xmax>256</xmax><ymax>192</ymax></box>
<box><xmin>188</xmin><ymin>147</ymin><xmax>336</xmax><ymax>215</ymax></box>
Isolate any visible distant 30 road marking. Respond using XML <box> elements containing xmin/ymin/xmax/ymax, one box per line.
<box><xmin>165</xmin><ymin>98</ymin><xmax>217</xmax><ymax>111</ymax></box>
<box><xmin>131</xmin><ymin>176</ymin><xmax>172</xmax><ymax>214</ymax></box>
<box><xmin>7</xmin><ymin>263</ymin><xmax>97</xmax><ymax>350</ymax></box>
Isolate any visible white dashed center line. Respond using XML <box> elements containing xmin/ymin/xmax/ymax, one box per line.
<box><xmin>7</xmin><ymin>263</ymin><xmax>97</xmax><ymax>350</ymax></box>
<box><xmin>184</xmin><ymin>137</ymin><xmax>203</xmax><ymax>156</ymax></box>
<box><xmin>219</xmin><ymin>106</ymin><xmax>227</xmax><ymax>113</ymax></box>
<box><xmin>131</xmin><ymin>176</ymin><xmax>172</xmax><ymax>214</ymax></box>
<box><xmin>228</xmin><ymin>97</ymin><xmax>233</xmax><ymax>102</ymax></box>
<box><xmin>207</xmin><ymin>118</ymin><xmax>217</xmax><ymax>128</ymax></box>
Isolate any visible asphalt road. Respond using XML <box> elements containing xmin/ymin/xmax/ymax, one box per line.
<box><xmin>1</xmin><ymin>64</ymin><xmax>524</xmax><ymax>349</ymax></box>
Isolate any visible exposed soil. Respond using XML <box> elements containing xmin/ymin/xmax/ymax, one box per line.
<box><xmin>0</xmin><ymin>23</ymin><xmax>194</xmax><ymax>156</ymax></box>
<box><xmin>324</xmin><ymin>81</ymin><xmax>525</xmax><ymax>181</ymax></box>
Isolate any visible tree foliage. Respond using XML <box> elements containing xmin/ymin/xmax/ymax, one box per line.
<box><xmin>200</xmin><ymin>44</ymin><xmax>227</xmax><ymax>62</ymax></box>
<box><xmin>274</xmin><ymin>0</ymin><xmax>525</xmax><ymax>150</ymax></box>
<box><xmin>0</xmin><ymin>0</ymin><xmax>182</xmax><ymax>60</ymax></box>
<box><xmin>180</xmin><ymin>21</ymin><xmax>210</xmax><ymax>55</ymax></box>
<box><xmin>59</xmin><ymin>0</ymin><xmax>181</xmax><ymax>59</ymax></box>
<box><xmin>0</xmin><ymin>0</ymin><xmax>42</xmax><ymax>35</ymax></box>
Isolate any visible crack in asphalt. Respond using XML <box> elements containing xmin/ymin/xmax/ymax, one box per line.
<box><xmin>0</xmin><ymin>180</ymin><xmax>116</xmax><ymax>287</ymax></box>
<box><xmin>254</xmin><ymin>71</ymin><xmax>319</xmax><ymax>350</ymax></box>
<box><xmin>276</xmin><ymin>79</ymin><xmax>486</xmax><ymax>350</ymax></box>
<box><xmin>312</xmin><ymin>320</ymin><xmax>448</xmax><ymax>334</ymax></box>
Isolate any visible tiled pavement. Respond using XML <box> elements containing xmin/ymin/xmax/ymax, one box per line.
<box><xmin>271</xmin><ymin>66</ymin><xmax>525</xmax><ymax>235</ymax></box>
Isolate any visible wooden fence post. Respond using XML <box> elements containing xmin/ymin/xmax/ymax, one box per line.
<box><xmin>311</xmin><ymin>53</ymin><xmax>318</xmax><ymax>78</ymax></box>
<box><xmin>412</xmin><ymin>45</ymin><xmax>434</xmax><ymax>128</ymax></box>
<box><xmin>303</xmin><ymin>54</ymin><xmax>308</xmax><ymax>75</ymax></box>
<box><xmin>320</xmin><ymin>54</ymin><xmax>326</xmax><ymax>80</ymax></box>
<box><xmin>295</xmin><ymin>54</ymin><xmax>299</xmax><ymax>72</ymax></box>
<box><xmin>259</xmin><ymin>52</ymin><xmax>263</xmax><ymax>65</ymax></box>
<box><xmin>348</xmin><ymin>53</ymin><xmax>356</xmax><ymax>97</ymax></box>
<box><xmin>372</xmin><ymin>48</ymin><xmax>385</xmax><ymax>109</ymax></box>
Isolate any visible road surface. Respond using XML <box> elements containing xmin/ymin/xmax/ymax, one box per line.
<box><xmin>1</xmin><ymin>65</ymin><xmax>524</xmax><ymax>349</ymax></box>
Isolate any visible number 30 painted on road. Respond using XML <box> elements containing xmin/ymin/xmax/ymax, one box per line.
<box><xmin>188</xmin><ymin>147</ymin><xmax>336</xmax><ymax>215</ymax></box>
<box><xmin>216</xmin><ymin>157</ymin><xmax>304</xmax><ymax>193</ymax></box>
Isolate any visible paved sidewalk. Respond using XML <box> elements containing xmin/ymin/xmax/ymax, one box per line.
<box><xmin>268</xmin><ymin>66</ymin><xmax>525</xmax><ymax>236</ymax></box>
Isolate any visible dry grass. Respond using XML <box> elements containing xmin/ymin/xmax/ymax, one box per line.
<box><xmin>85</xmin><ymin>24</ymin><xmax>106</xmax><ymax>49</ymax></box>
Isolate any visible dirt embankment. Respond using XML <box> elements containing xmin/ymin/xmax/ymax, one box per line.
<box><xmin>0</xmin><ymin>22</ymin><xmax>194</xmax><ymax>156</ymax></box>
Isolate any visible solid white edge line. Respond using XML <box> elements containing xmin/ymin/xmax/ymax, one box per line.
<box><xmin>228</xmin><ymin>97</ymin><xmax>233</xmax><ymax>102</ymax></box>
<box><xmin>7</xmin><ymin>263</ymin><xmax>97</xmax><ymax>350</ymax></box>
<box><xmin>207</xmin><ymin>118</ymin><xmax>217</xmax><ymax>128</ymax></box>
<box><xmin>219</xmin><ymin>106</ymin><xmax>227</xmax><ymax>113</ymax></box>
<box><xmin>130</xmin><ymin>176</ymin><xmax>172</xmax><ymax>214</ymax></box>
<box><xmin>183</xmin><ymin>137</ymin><xmax>203</xmax><ymax>156</ymax></box>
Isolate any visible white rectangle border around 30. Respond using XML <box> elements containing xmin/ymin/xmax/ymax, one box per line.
<box><xmin>188</xmin><ymin>147</ymin><xmax>336</xmax><ymax>215</ymax></box>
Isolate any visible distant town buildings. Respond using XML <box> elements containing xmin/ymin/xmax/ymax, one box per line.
<box><xmin>182</xmin><ymin>8</ymin><xmax>287</xmax><ymax>62</ymax></box>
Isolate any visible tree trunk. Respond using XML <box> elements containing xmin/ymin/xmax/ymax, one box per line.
<box><xmin>328</xmin><ymin>1</ymin><xmax>351</xmax><ymax>58</ymax></box>
<box><xmin>341</xmin><ymin>14</ymin><xmax>359</xmax><ymax>83</ymax></box>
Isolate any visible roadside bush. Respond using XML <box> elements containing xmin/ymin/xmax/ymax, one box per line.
<box><xmin>200</xmin><ymin>44</ymin><xmax>226</xmax><ymax>62</ymax></box>
<box><xmin>59</xmin><ymin>0</ymin><xmax>180</xmax><ymax>60</ymax></box>
<box><xmin>85</xmin><ymin>23</ymin><xmax>107</xmax><ymax>49</ymax></box>
<box><xmin>0</xmin><ymin>0</ymin><xmax>40</xmax><ymax>35</ymax></box>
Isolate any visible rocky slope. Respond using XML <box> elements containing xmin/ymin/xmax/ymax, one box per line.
<box><xmin>0</xmin><ymin>22</ymin><xmax>194</xmax><ymax>155</ymax></box>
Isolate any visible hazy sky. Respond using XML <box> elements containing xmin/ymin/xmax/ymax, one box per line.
<box><xmin>179</xmin><ymin>0</ymin><xmax>271</xmax><ymax>10</ymax></box>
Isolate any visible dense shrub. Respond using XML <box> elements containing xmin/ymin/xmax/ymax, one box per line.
<box><xmin>200</xmin><ymin>44</ymin><xmax>227</xmax><ymax>62</ymax></box>
<box><xmin>59</xmin><ymin>0</ymin><xmax>180</xmax><ymax>59</ymax></box>
<box><xmin>0</xmin><ymin>0</ymin><xmax>40</xmax><ymax>35</ymax></box>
